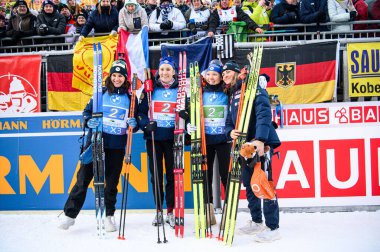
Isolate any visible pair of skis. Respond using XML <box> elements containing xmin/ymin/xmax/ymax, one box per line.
<box><xmin>189</xmin><ymin>62</ymin><xmax>212</xmax><ymax>239</ymax></box>
<box><xmin>173</xmin><ymin>51</ymin><xmax>186</xmax><ymax>238</ymax></box>
<box><xmin>218</xmin><ymin>45</ymin><xmax>263</xmax><ymax>246</ymax></box>
<box><xmin>92</xmin><ymin>42</ymin><xmax>106</xmax><ymax>238</ymax></box>
<box><xmin>118</xmin><ymin>73</ymin><xmax>138</xmax><ymax>240</ymax></box>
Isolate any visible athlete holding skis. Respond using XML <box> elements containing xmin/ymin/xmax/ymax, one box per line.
<box><xmin>58</xmin><ymin>60</ymin><xmax>139</xmax><ymax>233</ymax></box>
<box><xmin>201</xmin><ymin>60</ymin><xmax>231</xmax><ymax>226</ymax></box>
<box><xmin>137</xmin><ymin>56</ymin><xmax>188</xmax><ymax>229</ymax></box>
<box><xmin>223</xmin><ymin>60</ymin><xmax>281</xmax><ymax>242</ymax></box>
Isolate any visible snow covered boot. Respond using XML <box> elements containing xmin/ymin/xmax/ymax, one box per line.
<box><xmin>238</xmin><ymin>220</ymin><xmax>265</xmax><ymax>235</ymax></box>
<box><xmin>254</xmin><ymin>228</ymin><xmax>281</xmax><ymax>242</ymax></box>
<box><xmin>152</xmin><ymin>212</ymin><xmax>163</xmax><ymax>226</ymax></box>
<box><xmin>206</xmin><ymin>203</ymin><xmax>216</xmax><ymax>227</ymax></box>
<box><xmin>166</xmin><ymin>212</ymin><xmax>175</xmax><ymax>229</ymax></box>
<box><xmin>105</xmin><ymin>216</ymin><xmax>117</xmax><ymax>232</ymax></box>
<box><xmin>58</xmin><ymin>214</ymin><xmax>75</xmax><ymax>230</ymax></box>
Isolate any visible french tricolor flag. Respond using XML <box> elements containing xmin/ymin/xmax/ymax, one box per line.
<box><xmin>117</xmin><ymin>25</ymin><xmax>150</xmax><ymax>83</ymax></box>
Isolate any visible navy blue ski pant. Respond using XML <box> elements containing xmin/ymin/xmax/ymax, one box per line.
<box><xmin>64</xmin><ymin>148</ymin><xmax>124</xmax><ymax>218</ymax></box>
<box><xmin>241</xmin><ymin>150</ymin><xmax>280</xmax><ymax>230</ymax></box>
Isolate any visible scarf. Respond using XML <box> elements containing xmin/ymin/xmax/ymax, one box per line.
<box><xmin>335</xmin><ymin>0</ymin><xmax>356</xmax><ymax>12</ymax></box>
<box><xmin>160</xmin><ymin>3</ymin><xmax>174</xmax><ymax>22</ymax></box>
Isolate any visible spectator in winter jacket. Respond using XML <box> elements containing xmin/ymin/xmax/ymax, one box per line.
<box><xmin>145</xmin><ymin>0</ymin><xmax>158</xmax><ymax>17</ymax></box>
<box><xmin>270</xmin><ymin>0</ymin><xmax>299</xmax><ymax>25</ymax></box>
<box><xmin>59</xmin><ymin>4</ymin><xmax>75</xmax><ymax>33</ymax></box>
<box><xmin>148</xmin><ymin>0</ymin><xmax>186</xmax><ymax>38</ymax></box>
<box><xmin>184</xmin><ymin>0</ymin><xmax>211</xmax><ymax>37</ymax></box>
<box><xmin>79</xmin><ymin>0</ymin><xmax>119</xmax><ymax>39</ymax></box>
<box><xmin>5</xmin><ymin>0</ymin><xmax>36</xmax><ymax>44</ymax></box>
<box><xmin>207</xmin><ymin>0</ymin><xmax>262</xmax><ymax>37</ymax></box>
<box><xmin>248</xmin><ymin>0</ymin><xmax>274</xmax><ymax>41</ymax></box>
<box><xmin>327</xmin><ymin>0</ymin><xmax>357</xmax><ymax>33</ymax></box>
<box><xmin>175</xmin><ymin>0</ymin><xmax>189</xmax><ymax>16</ymax></box>
<box><xmin>0</xmin><ymin>14</ymin><xmax>6</xmax><ymax>38</ymax></box>
<box><xmin>242</xmin><ymin>0</ymin><xmax>258</xmax><ymax>16</ymax></box>
<box><xmin>118</xmin><ymin>0</ymin><xmax>148</xmax><ymax>32</ymax></box>
<box><xmin>353</xmin><ymin>0</ymin><xmax>368</xmax><ymax>31</ymax></box>
<box><xmin>65</xmin><ymin>13</ymin><xmax>91</xmax><ymax>44</ymax></box>
<box><xmin>36</xmin><ymin>0</ymin><xmax>66</xmax><ymax>41</ymax></box>
<box><xmin>298</xmin><ymin>0</ymin><xmax>329</xmax><ymax>31</ymax></box>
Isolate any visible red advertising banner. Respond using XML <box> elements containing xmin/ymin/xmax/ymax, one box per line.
<box><xmin>0</xmin><ymin>55</ymin><xmax>41</xmax><ymax>113</ymax></box>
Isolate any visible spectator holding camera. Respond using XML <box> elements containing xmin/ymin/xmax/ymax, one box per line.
<box><xmin>299</xmin><ymin>0</ymin><xmax>329</xmax><ymax>31</ymax></box>
<box><xmin>118</xmin><ymin>0</ymin><xmax>148</xmax><ymax>32</ymax></box>
<box><xmin>184</xmin><ymin>0</ymin><xmax>210</xmax><ymax>37</ymax></box>
<box><xmin>327</xmin><ymin>0</ymin><xmax>357</xmax><ymax>33</ymax></box>
<box><xmin>5</xmin><ymin>0</ymin><xmax>36</xmax><ymax>44</ymax></box>
<box><xmin>79</xmin><ymin>0</ymin><xmax>119</xmax><ymax>40</ymax></box>
<box><xmin>148</xmin><ymin>0</ymin><xmax>186</xmax><ymax>37</ymax></box>
<box><xmin>36</xmin><ymin>0</ymin><xmax>66</xmax><ymax>40</ymax></box>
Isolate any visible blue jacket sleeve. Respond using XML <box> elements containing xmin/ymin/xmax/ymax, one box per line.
<box><xmin>299</xmin><ymin>0</ymin><xmax>319</xmax><ymax>23</ymax></box>
<box><xmin>254</xmin><ymin>88</ymin><xmax>272</xmax><ymax>142</ymax></box>
<box><xmin>80</xmin><ymin>12</ymin><xmax>95</xmax><ymax>37</ymax></box>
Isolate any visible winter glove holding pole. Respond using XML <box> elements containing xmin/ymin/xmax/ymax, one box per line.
<box><xmin>87</xmin><ymin>118</ymin><xmax>100</xmax><ymax>129</ymax></box>
<box><xmin>145</xmin><ymin>121</ymin><xmax>157</xmax><ymax>133</ymax></box>
<box><xmin>126</xmin><ymin>118</ymin><xmax>137</xmax><ymax>129</ymax></box>
<box><xmin>186</xmin><ymin>123</ymin><xmax>196</xmax><ymax>135</ymax></box>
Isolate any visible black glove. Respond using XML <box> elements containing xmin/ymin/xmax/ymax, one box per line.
<box><xmin>160</xmin><ymin>20</ymin><xmax>173</xmax><ymax>30</ymax></box>
<box><xmin>178</xmin><ymin>110</ymin><xmax>189</xmax><ymax>121</ymax></box>
<box><xmin>349</xmin><ymin>11</ymin><xmax>357</xmax><ymax>21</ymax></box>
<box><xmin>287</xmin><ymin>12</ymin><xmax>297</xmax><ymax>21</ymax></box>
<box><xmin>187</xmin><ymin>22</ymin><xmax>197</xmax><ymax>35</ymax></box>
<box><xmin>38</xmin><ymin>24</ymin><xmax>49</xmax><ymax>35</ymax></box>
<box><xmin>272</xmin><ymin>121</ymin><xmax>278</xmax><ymax>129</ymax></box>
<box><xmin>200</xmin><ymin>24</ymin><xmax>208</xmax><ymax>31</ymax></box>
<box><xmin>145</xmin><ymin>121</ymin><xmax>157</xmax><ymax>133</ymax></box>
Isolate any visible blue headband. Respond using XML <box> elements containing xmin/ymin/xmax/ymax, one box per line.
<box><xmin>207</xmin><ymin>64</ymin><xmax>222</xmax><ymax>74</ymax></box>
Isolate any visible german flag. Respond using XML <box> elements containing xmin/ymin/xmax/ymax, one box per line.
<box><xmin>47</xmin><ymin>55</ymin><xmax>91</xmax><ymax>111</ymax></box>
<box><xmin>234</xmin><ymin>42</ymin><xmax>337</xmax><ymax>104</ymax></box>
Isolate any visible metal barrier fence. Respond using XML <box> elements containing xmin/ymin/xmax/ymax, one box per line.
<box><xmin>1</xmin><ymin>20</ymin><xmax>379</xmax><ymax>53</ymax></box>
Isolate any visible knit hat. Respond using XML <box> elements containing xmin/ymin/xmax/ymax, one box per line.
<box><xmin>207</xmin><ymin>64</ymin><xmax>222</xmax><ymax>74</ymax></box>
<box><xmin>58</xmin><ymin>4</ymin><xmax>69</xmax><ymax>12</ymax></box>
<box><xmin>75</xmin><ymin>13</ymin><xmax>87</xmax><ymax>20</ymax></box>
<box><xmin>14</xmin><ymin>0</ymin><xmax>28</xmax><ymax>8</ymax></box>
<box><xmin>222</xmin><ymin>60</ymin><xmax>240</xmax><ymax>73</ymax></box>
<box><xmin>42</xmin><ymin>0</ymin><xmax>55</xmax><ymax>9</ymax></box>
<box><xmin>109</xmin><ymin>60</ymin><xmax>128</xmax><ymax>79</ymax></box>
<box><xmin>161</xmin><ymin>0</ymin><xmax>173</xmax><ymax>4</ymax></box>
<box><xmin>124</xmin><ymin>0</ymin><xmax>138</xmax><ymax>8</ymax></box>
<box><xmin>159</xmin><ymin>56</ymin><xmax>176</xmax><ymax>70</ymax></box>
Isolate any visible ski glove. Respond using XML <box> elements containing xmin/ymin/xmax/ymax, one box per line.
<box><xmin>349</xmin><ymin>11</ymin><xmax>357</xmax><ymax>21</ymax></box>
<box><xmin>186</xmin><ymin>123</ymin><xmax>197</xmax><ymax>135</ymax></box>
<box><xmin>178</xmin><ymin>110</ymin><xmax>189</xmax><ymax>121</ymax></box>
<box><xmin>145</xmin><ymin>121</ymin><xmax>157</xmax><ymax>133</ymax></box>
<box><xmin>110</xmin><ymin>30</ymin><xmax>118</xmax><ymax>36</ymax></box>
<box><xmin>87</xmin><ymin>118</ymin><xmax>100</xmax><ymax>129</ymax></box>
<box><xmin>78</xmin><ymin>35</ymin><xmax>84</xmax><ymax>42</ymax></box>
<box><xmin>126</xmin><ymin>118</ymin><xmax>137</xmax><ymax>129</ymax></box>
<box><xmin>160</xmin><ymin>20</ymin><xmax>173</xmax><ymax>30</ymax></box>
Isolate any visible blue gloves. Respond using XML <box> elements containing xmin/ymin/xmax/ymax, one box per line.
<box><xmin>126</xmin><ymin>118</ymin><xmax>137</xmax><ymax>129</ymax></box>
<box><xmin>87</xmin><ymin>118</ymin><xmax>99</xmax><ymax>129</ymax></box>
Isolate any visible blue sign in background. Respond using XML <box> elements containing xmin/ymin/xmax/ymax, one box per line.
<box><xmin>0</xmin><ymin>112</ymin><xmax>194</xmax><ymax>211</ymax></box>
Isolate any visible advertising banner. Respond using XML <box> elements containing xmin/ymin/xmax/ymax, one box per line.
<box><xmin>347</xmin><ymin>42</ymin><xmax>380</xmax><ymax>98</ymax></box>
<box><xmin>0</xmin><ymin>55</ymin><xmax>41</xmax><ymax>113</ymax></box>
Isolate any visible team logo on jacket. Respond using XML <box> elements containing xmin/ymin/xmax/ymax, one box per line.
<box><xmin>110</xmin><ymin>94</ymin><xmax>121</xmax><ymax>104</ymax></box>
<box><xmin>275</xmin><ymin>62</ymin><xmax>296</xmax><ymax>89</ymax></box>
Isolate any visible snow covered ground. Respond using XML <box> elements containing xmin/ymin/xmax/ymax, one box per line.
<box><xmin>1</xmin><ymin>210</ymin><xmax>380</xmax><ymax>252</ymax></box>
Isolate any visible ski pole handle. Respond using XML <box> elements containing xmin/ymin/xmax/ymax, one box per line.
<box><xmin>144</xmin><ymin>79</ymin><xmax>153</xmax><ymax>93</ymax></box>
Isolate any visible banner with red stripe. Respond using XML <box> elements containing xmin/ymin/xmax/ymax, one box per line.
<box><xmin>234</xmin><ymin>42</ymin><xmax>338</xmax><ymax>104</ymax></box>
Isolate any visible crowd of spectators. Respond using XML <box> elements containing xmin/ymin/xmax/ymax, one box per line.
<box><xmin>0</xmin><ymin>0</ymin><xmax>379</xmax><ymax>45</ymax></box>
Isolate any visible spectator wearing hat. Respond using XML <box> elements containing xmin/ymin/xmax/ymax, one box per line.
<box><xmin>66</xmin><ymin>13</ymin><xmax>92</xmax><ymax>43</ymax></box>
<box><xmin>137</xmin><ymin>56</ymin><xmax>189</xmax><ymax>229</ymax></box>
<box><xmin>36</xmin><ymin>0</ymin><xmax>66</xmax><ymax>41</ymax></box>
<box><xmin>5</xmin><ymin>0</ymin><xmax>37</xmax><ymax>44</ymax></box>
<box><xmin>207</xmin><ymin>0</ymin><xmax>262</xmax><ymax>37</ymax></box>
<box><xmin>59</xmin><ymin>4</ymin><xmax>76</xmax><ymax>33</ymax></box>
<box><xmin>148</xmin><ymin>0</ymin><xmax>186</xmax><ymax>38</ymax></box>
<box><xmin>79</xmin><ymin>0</ymin><xmax>119</xmax><ymax>40</ymax></box>
<box><xmin>118</xmin><ymin>0</ymin><xmax>148</xmax><ymax>32</ymax></box>
<box><xmin>145</xmin><ymin>0</ymin><xmax>158</xmax><ymax>17</ymax></box>
<box><xmin>58</xmin><ymin>59</ymin><xmax>139</xmax><ymax>233</ymax></box>
<box><xmin>184</xmin><ymin>0</ymin><xmax>211</xmax><ymax>37</ymax></box>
